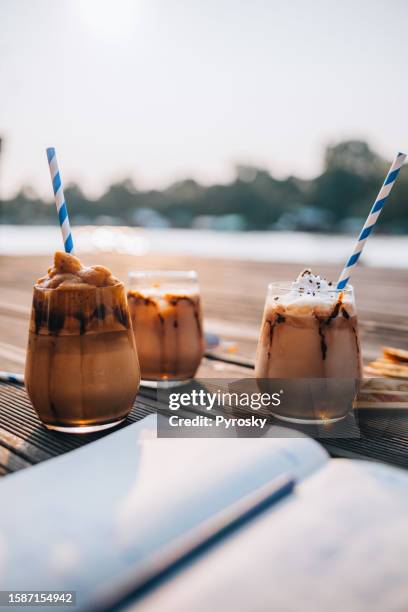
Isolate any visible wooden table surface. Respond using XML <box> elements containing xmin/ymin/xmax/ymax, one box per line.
<box><xmin>1</xmin><ymin>253</ymin><xmax>408</xmax><ymax>476</ymax></box>
<box><xmin>2</xmin><ymin>252</ymin><xmax>408</xmax><ymax>370</ymax></box>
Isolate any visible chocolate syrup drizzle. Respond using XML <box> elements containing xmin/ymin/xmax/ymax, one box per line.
<box><xmin>315</xmin><ymin>297</ymin><xmax>343</xmax><ymax>360</ymax></box>
<box><xmin>266</xmin><ymin>297</ymin><xmax>351</xmax><ymax>362</ymax></box>
<box><xmin>169</xmin><ymin>296</ymin><xmax>203</xmax><ymax>337</ymax></box>
<box><xmin>127</xmin><ymin>294</ymin><xmax>156</xmax><ymax>308</ymax></box>
<box><xmin>317</xmin><ymin>321</ymin><xmax>328</xmax><ymax>360</ymax></box>
<box><xmin>128</xmin><ymin>293</ymin><xmax>203</xmax><ymax>337</ymax></box>
<box><xmin>351</xmin><ymin>325</ymin><xmax>361</xmax><ymax>360</ymax></box>
<box><xmin>128</xmin><ymin>291</ymin><xmax>203</xmax><ymax>377</ymax></box>
<box><xmin>33</xmin><ymin>296</ymin><xmax>129</xmax><ymax>335</ymax></box>
<box><xmin>93</xmin><ymin>303</ymin><xmax>106</xmax><ymax>320</ymax></box>
<box><xmin>112</xmin><ymin>305</ymin><xmax>129</xmax><ymax>328</ymax></box>
<box><xmin>167</xmin><ymin>296</ymin><xmax>202</xmax><ymax>376</ymax></box>
<box><xmin>74</xmin><ymin>311</ymin><xmax>87</xmax><ymax>335</ymax></box>
<box><xmin>265</xmin><ymin>313</ymin><xmax>286</xmax><ymax>358</ymax></box>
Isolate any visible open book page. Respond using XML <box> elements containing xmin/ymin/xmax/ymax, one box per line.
<box><xmin>0</xmin><ymin>414</ymin><xmax>326</xmax><ymax>600</ymax></box>
<box><xmin>136</xmin><ymin>459</ymin><xmax>408</xmax><ymax>612</ymax></box>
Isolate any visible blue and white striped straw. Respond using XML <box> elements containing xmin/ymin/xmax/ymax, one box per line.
<box><xmin>337</xmin><ymin>151</ymin><xmax>406</xmax><ymax>290</ymax></box>
<box><xmin>46</xmin><ymin>147</ymin><xmax>74</xmax><ymax>253</ymax></box>
<box><xmin>0</xmin><ymin>371</ymin><xmax>24</xmax><ymax>385</ymax></box>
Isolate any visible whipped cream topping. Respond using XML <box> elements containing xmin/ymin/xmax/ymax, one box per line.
<box><xmin>270</xmin><ymin>269</ymin><xmax>354</xmax><ymax>315</ymax></box>
<box><xmin>291</xmin><ymin>269</ymin><xmax>333</xmax><ymax>295</ymax></box>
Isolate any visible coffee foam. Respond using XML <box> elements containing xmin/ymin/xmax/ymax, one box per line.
<box><xmin>37</xmin><ymin>252</ymin><xmax>120</xmax><ymax>289</ymax></box>
<box><xmin>130</xmin><ymin>286</ymin><xmax>198</xmax><ymax>298</ymax></box>
<box><xmin>127</xmin><ymin>288</ymin><xmax>200</xmax><ymax>315</ymax></box>
<box><xmin>32</xmin><ymin>253</ymin><xmax>129</xmax><ymax>335</ymax></box>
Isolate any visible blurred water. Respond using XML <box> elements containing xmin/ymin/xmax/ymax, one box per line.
<box><xmin>0</xmin><ymin>225</ymin><xmax>407</xmax><ymax>269</ymax></box>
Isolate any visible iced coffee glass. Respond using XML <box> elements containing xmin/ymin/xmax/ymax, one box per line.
<box><xmin>255</xmin><ymin>274</ymin><xmax>362</xmax><ymax>423</ymax></box>
<box><xmin>25</xmin><ymin>253</ymin><xmax>140</xmax><ymax>433</ymax></box>
<box><xmin>127</xmin><ymin>271</ymin><xmax>204</xmax><ymax>382</ymax></box>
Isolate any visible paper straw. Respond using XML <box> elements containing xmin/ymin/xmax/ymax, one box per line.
<box><xmin>46</xmin><ymin>147</ymin><xmax>74</xmax><ymax>253</ymax></box>
<box><xmin>0</xmin><ymin>371</ymin><xmax>24</xmax><ymax>385</ymax></box>
<box><xmin>337</xmin><ymin>151</ymin><xmax>406</xmax><ymax>290</ymax></box>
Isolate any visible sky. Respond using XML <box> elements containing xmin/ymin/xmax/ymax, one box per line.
<box><xmin>0</xmin><ymin>0</ymin><xmax>407</xmax><ymax>198</ymax></box>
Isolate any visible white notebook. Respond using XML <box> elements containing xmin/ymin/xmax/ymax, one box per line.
<box><xmin>136</xmin><ymin>455</ymin><xmax>408</xmax><ymax>612</ymax></box>
<box><xmin>1</xmin><ymin>414</ymin><xmax>407</xmax><ymax>611</ymax></box>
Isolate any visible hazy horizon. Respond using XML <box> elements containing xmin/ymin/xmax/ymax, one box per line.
<box><xmin>1</xmin><ymin>0</ymin><xmax>407</xmax><ymax>199</ymax></box>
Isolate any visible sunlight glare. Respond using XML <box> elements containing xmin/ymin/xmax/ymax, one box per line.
<box><xmin>78</xmin><ymin>0</ymin><xmax>137</xmax><ymax>39</ymax></box>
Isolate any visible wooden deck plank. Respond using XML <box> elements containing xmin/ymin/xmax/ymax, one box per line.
<box><xmin>0</xmin><ymin>444</ymin><xmax>32</xmax><ymax>474</ymax></box>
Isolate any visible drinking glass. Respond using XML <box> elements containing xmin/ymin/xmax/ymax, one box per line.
<box><xmin>127</xmin><ymin>271</ymin><xmax>204</xmax><ymax>382</ymax></box>
<box><xmin>25</xmin><ymin>282</ymin><xmax>140</xmax><ymax>433</ymax></box>
<box><xmin>255</xmin><ymin>282</ymin><xmax>362</xmax><ymax>423</ymax></box>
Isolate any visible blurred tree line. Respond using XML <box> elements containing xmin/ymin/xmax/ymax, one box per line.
<box><xmin>1</xmin><ymin>140</ymin><xmax>407</xmax><ymax>233</ymax></box>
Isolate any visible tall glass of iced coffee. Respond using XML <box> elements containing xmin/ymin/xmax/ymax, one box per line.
<box><xmin>255</xmin><ymin>270</ymin><xmax>362</xmax><ymax>423</ymax></box>
<box><xmin>25</xmin><ymin>252</ymin><xmax>140</xmax><ymax>433</ymax></box>
<box><xmin>127</xmin><ymin>271</ymin><xmax>204</xmax><ymax>382</ymax></box>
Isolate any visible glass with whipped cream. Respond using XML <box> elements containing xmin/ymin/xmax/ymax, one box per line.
<box><xmin>25</xmin><ymin>252</ymin><xmax>140</xmax><ymax>433</ymax></box>
<box><xmin>127</xmin><ymin>271</ymin><xmax>204</xmax><ymax>382</ymax></box>
<box><xmin>255</xmin><ymin>270</ymin><xmax>362</xmax><ymax>423</ymax></box>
